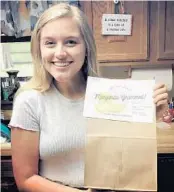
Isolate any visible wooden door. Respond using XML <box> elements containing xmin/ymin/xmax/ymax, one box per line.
<box><xmin>90</xmin><ymin>1</ymin><xmax>149</xmax><ymax>63</ymax></box>
<box><xmin>156</xmin><ymin>1</ymin><xmax>174</xmax><ymax>60</ymax></box>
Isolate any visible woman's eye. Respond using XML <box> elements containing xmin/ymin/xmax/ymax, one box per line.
<box><xmin>66</xmin><ymin>40</ymin><xmax>77</xmax><ymax>46</ymax></box>
<box><xmin>44</xmin><ymin>41</ymin><xmax>55</xmax><ymax>46</ymax></box>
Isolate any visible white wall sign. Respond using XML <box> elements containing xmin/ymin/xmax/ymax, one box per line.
<box><xmin>102</xmin><ymin>14</ymin><xmax>132</xmax><ymax>35</ymax></box>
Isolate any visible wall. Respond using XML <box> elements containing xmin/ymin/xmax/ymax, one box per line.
<box><xmin>0</xmin><ymin>42</ymin><xmax>33</xmax><ymax>77</ymax></box>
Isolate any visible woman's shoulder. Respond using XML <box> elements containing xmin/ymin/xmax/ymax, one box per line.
<box><xmin>14</xmin><ymin>87</ymin><xmax>41</xmax><ymax>106</ymax></box>
<box><xmin>14</xmin><ymin>83</ymin><xmax>56</xmax><ymax>106</ymax></box>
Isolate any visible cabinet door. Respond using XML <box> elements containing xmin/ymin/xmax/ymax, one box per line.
<box><xmin>157</xmin><ymin>1</ymin><xmax>174</xmax><ymax>60</ymax></box>
<box><xmin>91</xmin><ymin>1</ymin><xmax>149</xmax><ymax>62</ymax></box>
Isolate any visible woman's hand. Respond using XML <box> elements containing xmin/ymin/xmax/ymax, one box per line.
<box><xmin>153</xmin><ymin>83</ymin><xmax>169</xmax><ymax>121</ymax></box>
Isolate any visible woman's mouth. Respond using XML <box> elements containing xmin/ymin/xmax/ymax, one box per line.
<box><xmin>52</xmin><ymin>61</ymin><xmax>72</xmax><ymax>67</ymax></box>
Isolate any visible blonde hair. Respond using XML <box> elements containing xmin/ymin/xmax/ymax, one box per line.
<box><xmin>20</xmin><ymin>2</ymin><xmax>98</xmax><ymax>93</ymax></box>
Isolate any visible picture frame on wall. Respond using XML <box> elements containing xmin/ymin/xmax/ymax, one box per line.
<box><xmin>1</xmin><ymin>0</ymin><xmax>80</xmax><ymax>43</ymax></box>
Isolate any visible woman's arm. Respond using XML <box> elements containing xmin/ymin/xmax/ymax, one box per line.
<box><xmin>11</xmin><ymin>128</ymin><xmax>84</xmax><ymax>192</ymax></box>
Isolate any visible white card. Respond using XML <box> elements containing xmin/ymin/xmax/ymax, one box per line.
<box><xmin>102</xmin><ymin>14</ymin><xmax>132</xmax><ymax>35</ymax></box>
<box><xmin>83</xmin><ymin>77</ymin><xmax>155</xmax><ymax>123</ymax></box>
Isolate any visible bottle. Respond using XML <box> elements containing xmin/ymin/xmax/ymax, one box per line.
<box><xmin>6</xmin><ymin>70</ymin><xmax>20</xmax><ymax>101</ymax></box>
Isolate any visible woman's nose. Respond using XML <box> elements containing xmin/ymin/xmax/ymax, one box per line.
<box><xmin>54</xmin><ymin>45</ymin><xmax>67</xmax><ymax>59</ymax></box>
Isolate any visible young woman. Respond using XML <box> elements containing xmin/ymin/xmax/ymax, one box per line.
<box><xmin>9</xmin><ymin>3</ymin><xmax>168</xmax><ymax>192</ymax></box>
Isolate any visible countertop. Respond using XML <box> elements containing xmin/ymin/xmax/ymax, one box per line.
<box><xmin>1</xmin><ymin>123</ymin><xmax>174</xmax><ymax>156</ymax></box>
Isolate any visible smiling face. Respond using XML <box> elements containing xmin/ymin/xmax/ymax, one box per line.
<box><xmin>40</xmin><ymin>16</ymin><xmax>86</xmax><ymax>83</ymax></box>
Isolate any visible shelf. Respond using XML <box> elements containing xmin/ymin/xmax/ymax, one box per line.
<box><xmin>1</xmin><ymin>143</ymin><xmax>11</xmax><ymax>156</ymax></box>
<box><xmin>1</xmin><ymin>110</ymin><xmax>12</xmax><ymax>120</ymax></box>
<box><xmin>1</xmin><ymin>101</ymin><xmax>13</xmax><ymax>105</ymax></box>
<box><xmin>1</xmin><ymin>36</ymin><xmax>31</xmax><ymax>43</ymax></box>
<box><xmin>1</xmin><ymin>100</ymin><xmax>13</xmax><ymax>110</ymax></box>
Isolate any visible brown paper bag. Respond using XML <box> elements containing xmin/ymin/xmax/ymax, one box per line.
<box><xmin>84</xmin><ymin>117</ymin><xmax>157</xmax><ymax>191</ymax></box>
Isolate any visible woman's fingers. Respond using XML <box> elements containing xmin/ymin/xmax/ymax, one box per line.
<box><xmin>156</xmin><ymin>99</ymin><xmax>168</xmax><ymax>107</ymax></box>
<box><xmin>153</xmin><ymin>93</ymin><xmax>168</xmax><ymax>105</ymax></box>
<box><xmin>153</xmin><ymin>83</ymin><xmax>166</xmax><ymax>91</ymax></box>
<box><xmin>153</xmin><ymin>84</ymin><xmax>167</xmax><ymax>98</ymax></box>
<box><xmin>153</xmin><ymin>83</ymin><xmax>168</xmax><ymax>107</ymax></box>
